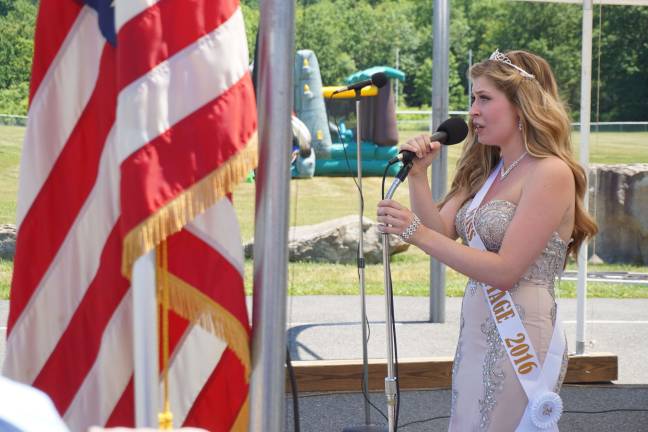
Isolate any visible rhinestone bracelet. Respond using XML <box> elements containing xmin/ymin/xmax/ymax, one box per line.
<box><xmin>399</xmin><ymin>214</ymin><xmax>421</xmax><ymax>242</ymax></box>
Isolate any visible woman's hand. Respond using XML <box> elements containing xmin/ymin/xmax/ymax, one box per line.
<box><xmin>400</xmin><ymin>134</ymin><xmax>442</xmax><ymax>177</ymax></box>
<box><xmin>376</xmin><ymin>199</ymin><xmax>421</xmax><ymax>242</ymax></box>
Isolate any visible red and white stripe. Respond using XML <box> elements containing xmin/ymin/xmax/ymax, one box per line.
<box><xmin>5</xmin><ymin>0</ymin><xmax>253</xmax><ymax>429</ymax></box>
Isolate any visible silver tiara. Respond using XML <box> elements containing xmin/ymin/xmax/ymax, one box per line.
<box><xmin>489</xmin><ymin>49</ymin><xmax>535</xmax><ymax>79</ymax></box>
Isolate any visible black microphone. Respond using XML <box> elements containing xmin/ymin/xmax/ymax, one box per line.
<box><xmin>390</xmin><ymin>117</ymin><xmax>469</xmax><ymax>165</ymax></box>
<box><xmin>332</xmin><ymin>72</ymin><xmax>388</xmax><ymax>94</ymax></box>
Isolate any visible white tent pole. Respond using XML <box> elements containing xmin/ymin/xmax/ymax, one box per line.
<box><xmin>576</xmin><ymin>0</ymin><xmax>593</xmax><ymax>355</ymax></box>
<box><xmin>429</xmin><ymin>0</ymin><xmax>450</xmax><ymax>323</ymax></box>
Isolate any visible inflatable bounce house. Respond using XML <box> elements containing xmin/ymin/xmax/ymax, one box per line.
<box><xmin>291</xmin><ymin>50</ymin><xmax>406</xmax><ymax>178</ymax></box>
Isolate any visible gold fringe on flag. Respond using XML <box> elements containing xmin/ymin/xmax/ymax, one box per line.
<box><xmin>230</xmin><ymin>397</ymin><xmax>250</xmax><ymax>432</ymax></box>
<box><xmin>163</xmin><ymin>270</ymin><xmax>251</xmax><ymax>378</ymax></box>
<box><xmin>122</xmin><ymin>133</ymin><xmax>258</xmax><ymax>280</ymax></box>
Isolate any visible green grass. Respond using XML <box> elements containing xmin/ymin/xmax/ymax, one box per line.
<box><xmin>1</xmin><ymin>125</ymin><xmax>647</xmax><ymax>299</ymax></box>
<box><xmin>0</xmin><ymin>125</ymin><xmax>22</xmax><ymax>225</ymax></box>
<box><xmin>242</xmin><ymin>247</ymin><xmax>648</xmax><ymax>298</ymax></box>
<box><xmin>233</xmin><ymin>175</ymin><xmax>414</xmax><ymax>242</ymax></box>
<box><xmin>572</xmin><ymin>131</ymin><xmax>648</xmax><ymax>164</ymax></box>
<box><xmin>0</xmin><ymin>259</ymin><xmax>11</xmax><ymax>299</ymax></box>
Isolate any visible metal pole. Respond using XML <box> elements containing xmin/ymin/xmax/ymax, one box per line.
<box><xmin>430</xmin><ymin>0</ymin><xmax>450</xmax><ymax>323</ymax></box>
<box><xmin>382</xmin><ymin>234</ymin><xmax>397</xmax><ymax>432</ymax></box>
<box><xmin>382</xmin><ymin>178</ymin><xmax>405</xmax><ymax>432</ymax></box>
<box><xmin>395</xmin><ymin>48</ymin><xmax>400</xmax><ymax>107</ymax></box>
<box><xmin>249</xmin><ymin>0</ymin><xmax>295</xmax><ymax>430</ymax></box>
<box><xmin>467</xmin><ymin>49</ymin><xmax>473</xmax><ymax>112</ymax></box>
<box><xmin>342</xmin><ymin>96</ymin><xmax>386</xmax><ymax>432</ymax></box>
<box><xmin>576</xmin><ymin>0</ymin><xmax>593</xmax><ymax>356</ymax></box>
<box><xmin>356</xmin><ymin>97</ymin><xmax>371</xmax><ymax>426</ymax></box>
<box><xmin>132</xmin><ymin>251</ymin><xmax>159</xmax><ymax>427</ymax></box>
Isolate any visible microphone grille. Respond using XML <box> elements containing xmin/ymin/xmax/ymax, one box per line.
<box><xmin>437</xmin><ymin>117</ymin><xmax>469</xmax><ymax>145</ymax></box>
<box><xmin>371</xmin><ymin>72</ymin><xmax>388</xmax><ymax>89</ymax></box>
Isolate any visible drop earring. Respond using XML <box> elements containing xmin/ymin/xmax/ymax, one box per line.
<box><xmin>518</xmin><ymin>119</ymin><xmax>522</xmax><ymax>131</ymax></box>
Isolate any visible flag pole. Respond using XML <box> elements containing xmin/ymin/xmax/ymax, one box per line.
<box><xmin>249</xmin><ymin>0</ymin><xmax>295</xmax><ymax>430</ymax></box>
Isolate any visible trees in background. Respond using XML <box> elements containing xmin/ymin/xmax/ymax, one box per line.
<box><xmin>0</xmin><ymin>0</ymin><xmax>36</xmax><ymax>115</ymax></box>
<box><xmin>459</xmin><ymin>1</ymin><xmax>583</xmax><ymax>113</ymax></box>
<box><xmin>1</xmin><ymin>0</ymin><xmax>646</xmax><ymax>120</ymax></box>
<box><xmin>594</xmin><ymin>6</ymin><xmax>648</xmax><ymax>121</ymax></box>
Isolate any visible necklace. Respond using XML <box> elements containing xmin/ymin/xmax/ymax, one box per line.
<box><xmin>500</xmin><ymin>152</ymin><xmax>527</xmax><ymax>180</ymax></box>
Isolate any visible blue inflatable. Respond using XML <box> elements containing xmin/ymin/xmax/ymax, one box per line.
<box><xmin>292</xmin><ymin>50</ymin><xmax>406</xmax><ymax>177</ymax></box>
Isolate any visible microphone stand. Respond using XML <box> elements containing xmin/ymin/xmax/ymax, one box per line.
<box><xmin>342</xmin><ymin>90</ymin><xmax>386</xmax><ymax>432</ymax></box>
<box><xmin>381</xmin><ymin>162</ymin><xmax>412</xmax><ymax>432</ymax></box>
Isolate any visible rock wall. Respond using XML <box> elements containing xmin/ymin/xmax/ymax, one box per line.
<box><xmin>0</xmin><ymin>224</ymin><xmax>16</xmax><ymax>260</ymax></box>
<box><xmin>588</xmin><ymin>164</ymin><xmax>648</xmax><ymax>265</ymax></box>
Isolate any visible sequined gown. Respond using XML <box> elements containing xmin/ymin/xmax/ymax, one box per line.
<box><xmin>448</xmin><ymin>199</ymin><xmax>569</xmax><ymax>432</ymax></box>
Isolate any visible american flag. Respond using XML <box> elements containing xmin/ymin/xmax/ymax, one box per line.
<box><xmin>4</xmin><ymin>0</ymin><xmax>257</xmax><ymax>429</ymax></box>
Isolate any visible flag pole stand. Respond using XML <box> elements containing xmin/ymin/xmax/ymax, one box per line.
<box><xmin>342</xmin><ymin>92</ymin><xmax>387</xmax><ymax>432</ymax></box>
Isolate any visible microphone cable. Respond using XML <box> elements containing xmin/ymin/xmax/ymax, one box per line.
<box><xmin>286</xmin><ymin>347</ymin><xmax>301</xmax><ymax>432</ymax></box>
<box><xmin>286</xmin><ymin>132</ymin><xmax>302</xmax><ymax>432</ymax></box>
<box><xmin>327</xmin><ymin>93</ymin><xmax>365</xmax><ymax>201</ymax></box>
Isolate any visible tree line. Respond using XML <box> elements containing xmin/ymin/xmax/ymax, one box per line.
<box><xmin>0</xmin><ymin>0</ymin><xmax>36</xmax><ymax>116</ymax></box>
<box><xmin>1</xmin><ymin>0</ymin><xmax>647</xmax><ymax>121</ymax></box>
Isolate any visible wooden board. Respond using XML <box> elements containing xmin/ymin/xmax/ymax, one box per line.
<box><xmin>564</xmin><ymin>352</ymin><xmax>619</xmax><ymax>383</ymax></box>
<box><xmin>287</xmin><ymin>353</ymin><xmax>617</xmax><ymax>392</ymax></box>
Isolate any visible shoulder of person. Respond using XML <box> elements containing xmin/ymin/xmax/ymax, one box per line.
<box><xmin>455</xmin><ymin>187</ymin><xmax>472</xmax><ymax>203</ymax></box>
<box><xmin>448</xmin><ymin>187</ymin><xmax>473</xmax><ymax>211</ymax></box>
<box><xmin>527</xmin><ymin>156</ymin><xmax>573</xmax><ymax>186</ymax></box>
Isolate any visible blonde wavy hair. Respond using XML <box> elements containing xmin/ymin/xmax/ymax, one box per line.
<box><xmin>443</xmin><ymin>50</ymin><xmax>597</xmax><ymax>259</ymax></box>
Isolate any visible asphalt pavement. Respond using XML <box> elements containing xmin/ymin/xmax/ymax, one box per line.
<box><xmin>283</xmin><ymin>296</ymin><xmax>648</xmax><ymax>384</ymax></box>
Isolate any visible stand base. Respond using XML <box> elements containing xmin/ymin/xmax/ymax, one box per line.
<box><xmin>342</xmin><ymin>426</ymin><xmax>388</xmax><ymax>432</ymax></box>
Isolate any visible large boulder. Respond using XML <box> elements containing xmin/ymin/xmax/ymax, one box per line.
<box><xmin>244</xmin><ymin>215</ymin><xmax>409</xmax><ymax>264</ymax></box>
<box><xmin>589</xmin><ymin>164</ymin><xmax>648</xmax><ymax>265</ymax></box>
<box><xmin>0</xmin><ymin>224</ymin><xmax>16</xmax><ymax>260</ymax></box>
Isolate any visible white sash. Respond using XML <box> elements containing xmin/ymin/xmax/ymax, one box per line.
<box><xmin>465</xmin><ymin>161</ymin><xmax>566</xmax><ymax>431</ymax></box>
